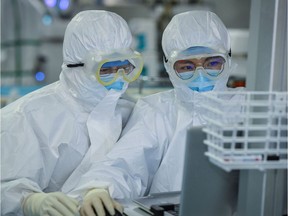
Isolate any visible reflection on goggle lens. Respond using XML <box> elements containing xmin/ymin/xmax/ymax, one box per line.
<box><xmin>100</xmin><ymin>62</ymin><xmax>135</xmax><ymax>76</ymax></box>
<box><xmin>174</xmin><ymin>56</ymin><xmax>226</xmax><ymax>80</ymax></box>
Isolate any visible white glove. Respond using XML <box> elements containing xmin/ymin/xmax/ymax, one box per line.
<box><xmin>23</xmin><ymin>192</ymin><xmax>79</xmax><ymax>216</ymax></box>
<box><xmin>80</xmin><ymin>188</ymin><xmax>123</xmax><ymax>216</ymax></box>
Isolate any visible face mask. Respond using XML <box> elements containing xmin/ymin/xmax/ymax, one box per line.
<box><xmin>100</xmin><ymin>75</ymin><xmax>125</xmax><ymax>91</ymax></box>
<box><xmin>105</xmin><ymin>81</ymin><xmax>125</xmax><ymax>90</ymax></box>
<box><xmin>190</xmin><ymin>85</ymin><xmax>214</xmax><ymax>92</ymax></box>
<box><xmin>185</xmin><ymin>69</ymin><xmax>218</xmax><ymax>92</ymax></box>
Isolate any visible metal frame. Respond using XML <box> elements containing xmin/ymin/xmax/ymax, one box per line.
<box><xmin>239</xmin><ymin>0</ymin><xmax>287</xmax><ymax>215</ymax></box>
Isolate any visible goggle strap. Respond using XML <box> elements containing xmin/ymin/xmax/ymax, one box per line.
<box><xmin>163</xmin><ymin>55</ymin><xmax>168</xmax><ymax>63</ymax></box>
<box><xmin>67</xmin><ymin>63</ymin><xmax>84</xmax><ymax>68</ymax></box>
<box><xmin>228</xmin><ymin>49</ymin><xmax>231</xmax><ymax>57</ymax></box>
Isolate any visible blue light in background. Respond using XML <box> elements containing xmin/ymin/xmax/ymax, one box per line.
<box><xmin>58</xmin><ymin>0</ymin><xmax>70</xmax><ymax>11</ymax></box>
<box><xmin>42</xmin><ymin>14</ymin><xmax>53</xmax><ymax>25</ymax></box>
<box><xmin>35</xmin><ymin>71</ymin><xmax>46</xmax><ymax>82</ymax></box>
<box><xmin>44</xmin><ymin>0</ymin><xmax>57</xmax><ymax>8</ymax></box>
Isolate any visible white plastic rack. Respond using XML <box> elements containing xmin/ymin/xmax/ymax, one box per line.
<box><xmin>201</xmin><ymin>91</ymin><xmax>288</xmax><ymax>172</ymax></box>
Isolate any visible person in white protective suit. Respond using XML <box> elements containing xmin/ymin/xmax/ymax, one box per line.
<box><xmin>1</xmin><ymin>10</ymin><xmax>143</xmax><ymax>216</ymax></box>
<box><xmin>60</xmin><ymin>10</ymin><xmax>244</xmax><ymax>216</ymax></box>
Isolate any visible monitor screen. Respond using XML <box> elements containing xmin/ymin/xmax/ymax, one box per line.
<box><xmin>180</xmin><ymin>126</ymin><xmax>239</xmax><ymax>216</ymax></box>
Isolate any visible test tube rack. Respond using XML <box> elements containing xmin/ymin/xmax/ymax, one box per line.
<box><xmin>201</xmin><ymin>91</ymin><xmax>288</xmax><ymax>172</ymax></box>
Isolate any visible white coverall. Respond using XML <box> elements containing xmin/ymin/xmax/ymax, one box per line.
<box><xmin>61</xmin><ymin>10</ymin><xmax>244</xmax><ymax>200</ymax></box>
<box><xmin>1</xmin><ymin>11</ymin><xmax>135</xmax><ymax>215</ymax></box>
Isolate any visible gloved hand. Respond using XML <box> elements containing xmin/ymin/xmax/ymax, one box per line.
<box><xmin>80</xmin><ymin>188</ymin><xmax>123</xmax><ymax>216</ymax></box>
<box><xmin>23</xmin><ymin>192</ymin><xmax>79</xmax><ymax>216</ymax></box>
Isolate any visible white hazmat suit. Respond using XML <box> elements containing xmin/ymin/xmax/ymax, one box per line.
<box><xmin>61</xmin><ymin>10</ymin><xmax>244</xmax><ymax>202</ymax></box>
<box><xmin>1</xmin><ymin>10</ymin><xmax>135</xmax><ymax>215</ymax></box>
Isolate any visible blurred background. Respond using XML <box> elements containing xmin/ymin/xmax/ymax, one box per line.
<box><xmin>1</xmin><ymin>2</ymin><xmax>287</xmax><ymax>214</ymax></box>
<box><xmin>0</xmin><ymin>0</ymin><xmax>284</xmax><ymax>107</ymax></box>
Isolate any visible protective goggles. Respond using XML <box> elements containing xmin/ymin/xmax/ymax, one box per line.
<box><xmin>172</xmin><ymin>54</ymin><xmax>227</xmax><ymax>81</ymax></box>
<box><xmin>85</xmin><ymin>49</ymin><xmax>143</xmax><ymax>86</ymax></box>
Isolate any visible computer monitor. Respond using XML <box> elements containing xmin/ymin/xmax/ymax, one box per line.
<box><xmin>180</xmin><ymin>126</ymin><xmax>239</xmax><ymax>216</ymax></box>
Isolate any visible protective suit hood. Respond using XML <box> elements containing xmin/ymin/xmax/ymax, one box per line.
<box><xmin>162</xmin><ymin>10</ymin><xmax>233</xmax><ymax>102</ymax></box>
<box><xmin>60</xmin><ymin>10</ymin><xmax>133</xmax><ymax>110</ymax></box>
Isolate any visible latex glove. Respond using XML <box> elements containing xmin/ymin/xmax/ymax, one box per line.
<box><xmin>80</xmin><ymin>188</ymin><xmax>123</xmax><ymax>216</ymax></box>
<box><xmin>23</xmin><ymin>192</ymin><xmax>78</xmax><ymax>216</ymax></box>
